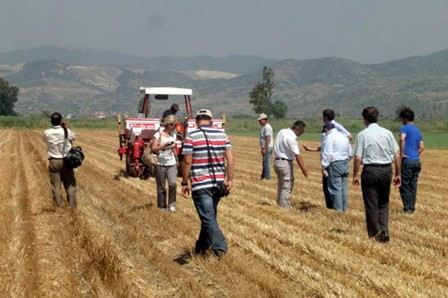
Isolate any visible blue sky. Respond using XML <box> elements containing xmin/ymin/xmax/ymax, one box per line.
<box><xmin>1</xmin><ymin>0</ymin><xmax>448</xmax><ymax>63</ymax></box>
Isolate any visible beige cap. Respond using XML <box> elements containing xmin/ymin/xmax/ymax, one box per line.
<box><xmin>258</xmin><ymin>113</ymin><xmax>268</xmax><ymax>120</ymax></box>
<box><xmin>196</xmin><ymin>109</ymin><xmax>213</xmax><ymax>118</ymax></box>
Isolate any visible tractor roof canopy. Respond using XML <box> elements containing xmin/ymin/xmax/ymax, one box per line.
<box><xmin>139</xmin><ymin>87</ymin><xmax>193</xmax><ymax>97</ymax></box>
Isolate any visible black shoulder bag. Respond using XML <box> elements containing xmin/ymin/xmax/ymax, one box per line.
<box><xmin>63</xmin><ymin>126</ymin><xmax>85</xmax><ymax>168</ymax></box>
<box><xmin>198</xmin><ymin>127</ymin><xmax>229</xmax><ymax>197</ymax></box>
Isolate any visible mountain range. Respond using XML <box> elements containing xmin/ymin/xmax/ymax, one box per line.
<box><xmin>1</xmin><ymin>45</ymin><xmax>447</xmax><ymax>119</ymax></box>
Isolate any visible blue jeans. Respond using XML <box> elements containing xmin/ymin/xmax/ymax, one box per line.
<box><xmin>327</xmin><ymin>160</ymin><xmax>349</xmax><ymax>212</ymax></box>
<box><xmin>192</xmin><ymin>188</ymin><xmax>227</xmax><ymax>255</ymax></box>
<box><xmin>400</xmin><ymin>160</ymin><xmax>422</xmax><ymax>213</ymax></box>
<box><xmin>261</xmin><ymin>148</ymin><xmax>272</xmax><ymax>179</ymax></box>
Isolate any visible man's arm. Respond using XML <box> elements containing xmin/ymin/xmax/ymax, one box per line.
<box><xmin>352</xmin><ymin>156</ymin><xmax>362</xmax><ymax>188</ymax></box>
<box><xmin>335</xmin><ymin>123</ymin><xmax>352</xmax><ymax>141</ymax></box>
<box><xmin>418</xmin><ymin>140</ymin><xmax>425</xmax><ymax>155</ymax></box>
<box><xmin>181</xmin><ymin>154</ymin><xmax>193</xmax><ymax>198</ymax></box>
<box><xmin>303</xmin><ymin>144</ymin><xmax>321</xmax><ymax>152</ymax></box>
<box><xmin>399</xmin><ymin>133</ymin><xmax>408</xmax><ymax>159</ymax></box>
<box><xmin>261</xmin><ymin>135</ymin><xmax>271</xmax><ymax>156</ymax></box>
<box><xmin>224</xmin><ymin>149</ymin><xmax>235</xmax><ymax>191</ymax></box>
<box><xmin>392</xmin><ymin>151</ymin><xmax>401</xmax><ymax>188</ymax></box>
<box><xmin>295</xmin><ymin>154</ymin><xmax>309</xmax><ymax>177</ymax></box>
<box><xmin>321</xmin><ymin>138</ymin><xmax>332</xmax><ymax>169</ymax></box>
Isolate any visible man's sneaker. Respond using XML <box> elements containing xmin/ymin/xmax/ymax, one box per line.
<box><xmin>168</xmin><ymin>206</ymin><xmax>176</xmax><ymax>212</ymax></box>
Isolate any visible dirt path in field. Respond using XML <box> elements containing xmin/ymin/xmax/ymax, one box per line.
<box><xmin>0</xmin><ymin>129</ymin><xmax>447</xmax><ymax>297</ymax></box>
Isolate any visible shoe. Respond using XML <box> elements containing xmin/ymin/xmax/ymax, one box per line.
<box><xmin>168</xmin><ymin>206</ymin><xmax>176</xmax><ymax>212</ymax></box>
<box><xmin>212</xmin><ymin>251</ymin><xmax>225</xmax><ymax>260</ymax></box>
<box><xmin>194</xmin><ymin>248</ymin><xmax>207</xmax><ymax>256</ymax></box>
<box><xmin>374</xmin><ymin>231</ymin><xmax>390</xmax><ymax>243</ymax></box>
<box><xmin>381</xmin><ymin>231</ymin><xmax>390</xmax><ymax>242</ymax></box>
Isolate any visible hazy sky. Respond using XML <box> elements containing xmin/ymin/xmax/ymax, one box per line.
<box><xmin>1</xmin><ymin>0</ymin><xmax>448</xmax><ymax>64</ymax></box>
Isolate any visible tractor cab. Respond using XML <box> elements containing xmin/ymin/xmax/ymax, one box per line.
<box><xmin>117</xmin><ymin>87</ymin><xmax>225</xmax><ymax>178</ymax></box>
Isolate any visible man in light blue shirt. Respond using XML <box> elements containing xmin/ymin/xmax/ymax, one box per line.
<box><xmin>352</xmin><ymin>106</ymin><xmax>401</xmax><ymax>243</ymax></box>
<box><xmin>321</xmin><ymin>123</ymin><xmax>352</xmax><ymax>211</ymax></box>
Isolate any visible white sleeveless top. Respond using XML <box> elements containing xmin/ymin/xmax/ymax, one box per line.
<box><xmin>154</xmin><ymin>131</ymin><xmax>177</xmax><ymax>166</ymax></box>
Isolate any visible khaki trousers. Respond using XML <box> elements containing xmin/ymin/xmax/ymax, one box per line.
<box><xmin>274</xmin><ymin>159</ymin><xmax>295</xmax><ymax>208</ymax></box>
<box><xmin>48</xmin><ymin>158</ymin><xmax>77</xmax><ymax>208</ymax></box>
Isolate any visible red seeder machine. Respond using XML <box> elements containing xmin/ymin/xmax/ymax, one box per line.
<box><xmin>117</xmin><ymin>87</ymin><xmax>225</xmax><ymax>178</ymax></box>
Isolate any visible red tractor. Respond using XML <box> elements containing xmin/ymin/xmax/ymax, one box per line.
<box><xmin>117</xmin><ymin>87</ymin><xmax>225</xmax><ymax>178</ymax></box>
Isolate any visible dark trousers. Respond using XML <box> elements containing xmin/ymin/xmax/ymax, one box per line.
<box><xmin>323</xmin><ymin>176</ymin><xmax>332</xmax><ymax>209</ymax></box>
<box><xmin>400</xmin><ymin>160</ymin><xmax>421</xmax><ymax>213</ymax></box>
<box><xmin>154</xmin><ymin>164</ymin><xmax>177</xmax><ymax>209</ymax></box>
<box><xmin>361</xmin><ymin>166</ymin><xmax>392</xmax><ymax>238</ymax></box>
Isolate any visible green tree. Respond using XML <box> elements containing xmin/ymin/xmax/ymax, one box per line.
<box><xmin>271</xmin><ymin>100</ymin><xmax>287</xmax><ymax>119</ymax></box>
<box><xmin>249</xmin><ymin>66</ymin><xmax>274</xmax><ymax>115</ymax></box>
<box><xmin>0</xmin><ymin>77</ymin><xmax>19</xmax><ymax>116</ymax></box>
<box><xmin>249</xmin><ymin>67</ymin><xmax>287</xmax><ymax>118</ymax></box>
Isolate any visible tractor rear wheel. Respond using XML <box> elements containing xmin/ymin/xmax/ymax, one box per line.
<box><xmin>125</xmin><ymin>154</ymin><xmax>138</xmax><ymax>177</ymax></box>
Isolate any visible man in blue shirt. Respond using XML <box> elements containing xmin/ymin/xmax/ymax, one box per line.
<box><xmin>398</xmin><ymin>107</ymin><xmax>424</xmax><ymax>214</ymax></box>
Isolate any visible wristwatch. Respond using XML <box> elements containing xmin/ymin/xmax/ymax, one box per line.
<box><xmin>181</xmin><ymin>181</ymin><xmax>188</xmax><ymax>186</ymax></box>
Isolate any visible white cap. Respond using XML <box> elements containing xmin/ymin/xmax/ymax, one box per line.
<box><xmin>196</xmin><ymin>109</ymin><xmax>213</xmax><ymax>118</ymax></box>
<box><xmin>258</xmin><ymin>113</ymin><xmax>268</xmax><ymax>120</ymax></box>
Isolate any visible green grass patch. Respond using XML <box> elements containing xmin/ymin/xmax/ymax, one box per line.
<box><xmin>0</xmin><ymin>115</ymin><xmax>117</xmax><ymax>129</ymax></box>
<box><xmin>224</xmin><ymin>117</ymin><xmax>448</xmax><ymax>149</ymax></box>
<box><xmin>1</xmin><ymin>116</ymin><xmax>446</xmax><ymax>149</ymax></box>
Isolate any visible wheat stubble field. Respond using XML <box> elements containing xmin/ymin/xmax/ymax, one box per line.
<box><xmin>0</xmin><ymin>128</ymin><xmax>447</xmax><ymax>297</ymax></box>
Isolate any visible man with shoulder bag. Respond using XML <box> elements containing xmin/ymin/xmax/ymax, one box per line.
<box><xmin>43</xmin><ymin>112</ymin><xmax>78</xmax><ymax>208</ymax></box>
<box><xmin>181</xmin><ymin>109</ymin><xmax>234</xmax><ymax>259</ymax></box>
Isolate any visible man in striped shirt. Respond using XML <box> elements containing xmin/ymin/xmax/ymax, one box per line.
<box><xmin>181</xmin><ymin>109</ymin><xmax>235</xmax><ymax>258</ymax></box>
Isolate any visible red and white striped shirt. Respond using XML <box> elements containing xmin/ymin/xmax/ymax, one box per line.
<box><xmin>182</xmin><ymin>125</ymin><xmax>231</xmax><ymax>191</ymax></box>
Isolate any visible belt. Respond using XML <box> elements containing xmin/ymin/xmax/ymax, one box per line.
<box><xmin>364</xmin><ymin>164</ymin><xmax>391</xmax><ymax>168</ymax></box>
<box><xmin>49</xmin><ymin>157</ymin><xmax>64</xmax><ymax>160</ymax></box>
<box><xmin>332</xmin><ymin>159</ymin><xmax>349</xmax><ymax>163</ymax></box>
<box><xmin>275</xmin><ymin>158</ymin><xmax>292</xmax><ymax>161</ymax></box>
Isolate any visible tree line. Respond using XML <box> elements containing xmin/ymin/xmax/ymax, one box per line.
<box><xmin>0</xmin><ymin>77</ymin><xmax>19</xmax><ymax>116</ymax></box>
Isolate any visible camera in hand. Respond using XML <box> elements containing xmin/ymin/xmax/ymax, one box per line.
<box><xmin>212</xmin><ymin>182</ymin><xmax>229</xmax><ymax>197</ymax></box>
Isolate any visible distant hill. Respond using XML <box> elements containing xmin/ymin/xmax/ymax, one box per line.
<box><xmin>0</xmin><ymin>45</ymin><xmax>278</xmax><ymax>74</ymax></box>
<box><xmin>0</xmin><ymin>45</ymin><xmax>146</xmax><ymax>67</ymax></box>
<box><xmin>368</xmin><ymin>49</ymin><xmax>448</xmax><ymax>76</ymax></box>
<box><xmin>1</xmin><ymin>46</ymin><xmax>448</xmax><ymax>118</ymax></box>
